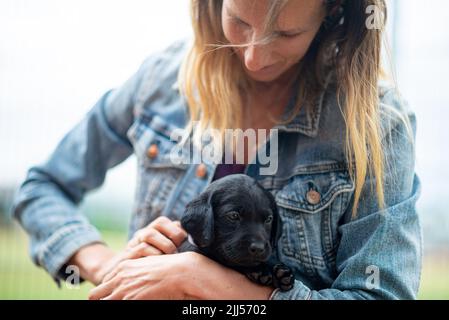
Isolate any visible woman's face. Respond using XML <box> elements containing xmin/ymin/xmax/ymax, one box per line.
<box><xmin>222</xmin><ymin>0</ymin><xmax>326</xmax><ymax>83</ymax></box>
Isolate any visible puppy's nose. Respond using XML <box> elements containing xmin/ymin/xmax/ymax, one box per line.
<box><xmin>248</xmin><ymin>242</ymin><xmax>267</xmax><ymax>257</ymax></box>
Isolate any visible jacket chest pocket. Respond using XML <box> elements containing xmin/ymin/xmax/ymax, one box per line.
<box><xmin>127</xmin><ymin>114</ymin><xmax>189</xmax><ymax>234</ymax></box>
<box><xmin>275</xmin><ymin>169</ymin><xmax>354</xmax><ymax>282</ymax></box>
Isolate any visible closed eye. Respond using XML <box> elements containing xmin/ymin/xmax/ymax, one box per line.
<box><xmin>276</xmin><ymin>31</ymin><xmax>304</xmax><ymax>38</ymax></box>
<box><xmin>233</xmin><ymin>17</ymin><xmax>250</xmax><ymax>28</ymax></box>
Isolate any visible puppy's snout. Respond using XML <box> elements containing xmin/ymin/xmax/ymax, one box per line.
<box><xmin>248</xmin><ymin>241</ymin><xmax>268</xmax><ymax>258</ymax></box>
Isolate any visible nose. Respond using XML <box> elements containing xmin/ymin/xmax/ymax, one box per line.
<box><xmin>248</xmin><ymin>241</ymin><xmax>267</xmax><ymax>257</ymax></box>
<box><xmin>244</xmin><ymin>43</ymin><xmax>272</xmax><ymax>72</ymax></box>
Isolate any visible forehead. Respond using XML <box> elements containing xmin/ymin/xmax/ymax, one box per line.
<box><xmin>225</xmin><ymin>0</ymin><xmax>325</xmax><ymax>29</ymax></box>
<box><xmin>213</xmin><ymin>181</ymin><xmax>272</xmax><ymax>213</ymax></box>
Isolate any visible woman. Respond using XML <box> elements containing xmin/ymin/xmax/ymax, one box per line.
<box><xmin>12</xmin><ymin>0</ymin><xmax>421</xmax><ymax>300</ymax></box>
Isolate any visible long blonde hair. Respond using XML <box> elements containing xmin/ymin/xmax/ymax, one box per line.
<box><xmin>179</xmin><ymin>0</ymin><xmax>410</xmax><ymax>217</ymax></box>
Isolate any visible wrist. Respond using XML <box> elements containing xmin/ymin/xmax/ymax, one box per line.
<box><xmin>178</xmin><ymin>252</ymin><xmax>204</xmax><ymax>299</ymax></box>
<box><xmin>68</xmin><ymin>242</ymin><xmax>115</xmax><ymax>285</ymax></box>
<box><xmin>180</xmin><ymin>252</ymin><xmax>273</xmax><ymax>300</ymax></box>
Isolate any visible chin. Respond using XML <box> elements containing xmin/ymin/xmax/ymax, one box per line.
<box><xmin>246</xmin><ymin>72</ymin><xmax>280</xmax><ymax>83</ymax></box>
<box><xmin>244</xmin><ymin>66</ymin><xmax>282</xmax><ymax>82</ymax></box>
<box><xmin>226</xmin><ymin>259</ymin><xmax>264</xmax><ymax>268</ymax></box>
<box><xmin>223</xmin><ymin>253</ymin><xmax>271</xmax><ymax>268</ymax></box>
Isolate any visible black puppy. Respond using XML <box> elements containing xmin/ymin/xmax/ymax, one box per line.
<box><xmin>179</xmin><ymin>174</ymin><xmax>294</xmax><ymax>291</ymax></box>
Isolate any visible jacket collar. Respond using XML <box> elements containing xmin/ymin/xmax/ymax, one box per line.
<box><xmin>173</xmin><ymin>73</ymin><xmax>332</xmax><ymax>138</ymax></box>
<box><xmin>274</xmin><ymin>90</ymin><xmax>324</xmax><ymax>138</ymax></box>
<box><xmin>273</xmin><ymin>72</ymin><xmax>334</xmax><ymax>138</ymax></box>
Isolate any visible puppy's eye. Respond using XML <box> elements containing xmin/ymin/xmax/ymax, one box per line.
<box><xmin>265</xmin><ymin>215</ymin><xmax>273</xmax><ymax>224</ymax></box>
<box><xmin>227</xmin><ymin>211</ymin><xmax>241</xmax><ymax>221</ymax></box>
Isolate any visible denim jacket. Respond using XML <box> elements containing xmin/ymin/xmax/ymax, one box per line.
<box><xmin>12</xmin><ymin>39</ymin><xmax>422</xmax><ymax>300</ymax></box>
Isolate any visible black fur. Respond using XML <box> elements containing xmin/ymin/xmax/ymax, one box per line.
<box><xmin>179</xmin><ymin>174</ymin><xmax>294</xmax><ymax>291</ymax></box>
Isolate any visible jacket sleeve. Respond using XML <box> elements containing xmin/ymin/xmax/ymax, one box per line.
<box><xmin>11</xmin><ymin>55</ymin><xmax>157</xmax><ymax>284</ymax></box>
<box><xmin>272</xmin><ymin>87</ymin><xmax>422</xmax><ymax>300</ymax></box>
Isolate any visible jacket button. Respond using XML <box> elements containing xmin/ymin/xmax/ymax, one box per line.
<box><xmin>147</xmin><ymin>144</ymin><xmax>159</xmax><ymax>159</ymax></box>
<box><xmin>196</xmin><ymin>163</ymin><xmax>208</xmax><ymax>179</ymax></box>
<box><xmin>306</xmin><ymin>190</ymin><xmax>321</xmax><ymax>205</ymax></box>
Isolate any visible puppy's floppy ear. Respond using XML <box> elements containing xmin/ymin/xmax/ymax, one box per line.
<box><xmin>181</xmin><ymin>190</ymin><xmax>215</xmax><ymax>248</ymax></box>
<box><xmin>262</xmin><ymin>188</ymin><xmax>282</xmax><ymax>249</ymax></box>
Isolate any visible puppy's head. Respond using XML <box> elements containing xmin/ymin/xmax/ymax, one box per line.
<box><xmin>181</xmin><ymin>174</ymin><xmax>281</xmax><ymax>267</ymax></box>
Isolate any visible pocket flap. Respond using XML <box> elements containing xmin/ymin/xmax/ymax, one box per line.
<box><xmin>127</xmin><ymin>114</ymin><xmax>189</xmax><ymax>169</ymax></box>
<box><xmin>275</xmin><ymin>169</ymin><xmax>354</xmax><ymax>214</ymax></box>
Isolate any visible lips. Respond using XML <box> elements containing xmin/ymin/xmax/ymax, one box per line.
<box><xmin>248</xmin><ymin>63</ymin><xmax>277</xmax><ymax>75</ymax></box>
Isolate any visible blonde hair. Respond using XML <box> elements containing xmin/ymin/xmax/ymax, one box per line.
<box><xmin>179</xmin><ymin>0</ymin><xmax>412</xmax><ymax>217</ymax></box>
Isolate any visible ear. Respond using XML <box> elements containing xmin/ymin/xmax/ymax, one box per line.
<box><xmin>181</xmin><ymin>190</ymin><xmax>215</xmax><ymax>248</ymax></box>
<box><xmin>262</xmin><ymin>188</ymin><xmax>282</xmax><ymax>249</ymax></box>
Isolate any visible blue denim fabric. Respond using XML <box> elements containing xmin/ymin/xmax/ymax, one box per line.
<box><xmin>11</xmin><ymin>39</ymin><xmax>422</xmax><ymax>299</ymax></box>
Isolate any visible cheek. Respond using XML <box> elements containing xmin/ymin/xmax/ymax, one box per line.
<box><xmin>275</xmin><ymin>36</ymin><xmax>315</xmax><ymax>63</ymax></box>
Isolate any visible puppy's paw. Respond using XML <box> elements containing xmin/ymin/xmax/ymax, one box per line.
<box><xmin>272</xmin><ymin>264</ymin><xmax>294</xmax><ymax>291</ymax></box>
<box><xmin>246</xmin><ymin>270</ymin><xmax>273</xmax><ymax>286</ymax></box>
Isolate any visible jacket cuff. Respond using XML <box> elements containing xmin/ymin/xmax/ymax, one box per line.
<box><xmin>36</xmin><ymin>224</ymin><xmax>104</xmax><ymax>285</ymax></box>
<box><xmin>271</xmin><ymin>280</ymin><xmax>312</xmax><ymax>300</ymax></box>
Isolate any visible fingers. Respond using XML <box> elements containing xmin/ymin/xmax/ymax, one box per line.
<box><xmin>150</xmin><ymin>216</ymin><xmax>187</xmax><ymax>247</ymax></box>
<box><xmin>89</xmin><ymin>277</ymin><xmax>118</xmax><ymax>300</ymax></box>
<box><xmin>101</xmin><ymin>268</ymin><xmax>118</xmax><ymax>284</ymax></box>
<box><xmin>174</xmin><ymin>220</ymin><xmax>182</xmax><ymax>227</ymax></box>
<box><xmin>100</xmin><ymin>258</ymin><xmax>131</xmax><ymax>286</ymax></box>
<box><xmin>128</xmin><ymin>217</ymin><xmax>187</xmax><ymax>253</ymax></box>
<box><xmin>126</xmin><ymin>242</ymin><xmax>163</xmax><ymax>259</ymax></box>
<box><xmin>140</xmin><ymin>228</ymin><xmax>179</xmax><ymax>254</ymax></box>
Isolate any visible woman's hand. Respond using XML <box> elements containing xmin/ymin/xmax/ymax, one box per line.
<box><xmin>88</xmin><ymin>252</ymin><xmax>274</xmax><ymax>300</ymax></box>
<box><xmin>69</xmin><ymin>217</ymin><xmax>187</xmax><ymax>285</ymax></box>
<box><xmin>68</xmin><ymin>243</ymin><xmax>118</xmax><ymax>286</ymax></box>
<box><xmin>88</xmin><ymin>252</ymin><xmax>195</xmax><ymax>300</ymax></box>
<box><xmin>68</xmin><ymin>240</ymin><xmax>164</xmax><ymax>286</ymax></box>
<box><xmin>126</xmin><ymin>216</ymin><xmax>187</xmax><ymax>254</ymax></box>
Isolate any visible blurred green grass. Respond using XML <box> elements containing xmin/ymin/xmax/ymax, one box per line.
<box><xmin>1</xmin><ymin>226</ymin><xmax>448</xmax><ymax>300</ymax></box>
<box><xmin>0</xmin><ymin>226</ymin><xmax>127</xmax><ymax>300</ymax></box>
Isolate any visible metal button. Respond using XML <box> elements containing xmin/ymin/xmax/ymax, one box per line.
<box><xmin>196</xmin><ymin>163</ymin><xmax>208</xmax><ymax>179</ymax></box>
<box><xmin>146</xmin><ymin>144</ymin><xmax>159</xmax><ymax>159</ymax></box>
<box><xmin>306</xmin><ymin>190</ymin><xmax>321</xmax><ymax>205</ymax></box>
